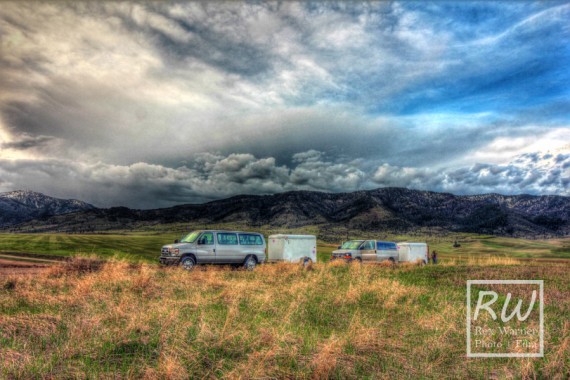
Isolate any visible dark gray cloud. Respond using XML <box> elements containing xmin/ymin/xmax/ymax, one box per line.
<box><xmin>0</xmin><ymin>133</ymin><xmax>55</xmax><ymax>150</ymax></box>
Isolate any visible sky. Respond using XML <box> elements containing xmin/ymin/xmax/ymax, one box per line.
<box><xmin>0</xmin><ymin>1</ymin><xmax>569</xmax><ymax>208</ymax></box>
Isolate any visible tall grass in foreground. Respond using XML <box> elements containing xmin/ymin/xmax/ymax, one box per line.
<box><xmin>1</xmin><ymin>259</ymin><xmax>569</xmax><ymax>379</ymax></box>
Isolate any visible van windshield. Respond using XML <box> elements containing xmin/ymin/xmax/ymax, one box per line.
<box><xmin>180</xmin><ymin>231</ymin><xmax>201</xmax><ymax>243</ymax></box>
<box><xmin>341</xmin><ymin>240</ymin><xmax>364</xmax><ymax>250</ymax></box>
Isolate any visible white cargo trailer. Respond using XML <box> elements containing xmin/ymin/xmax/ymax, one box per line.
<box><xmin>268</xmin><ymin>234</ymin><xmax>317</xmax><ymax>263</ymax></box>
<box><xmin>396</xmin><ymin>242</ymin><xmax>428</xmax><ymax>264</ymax></box>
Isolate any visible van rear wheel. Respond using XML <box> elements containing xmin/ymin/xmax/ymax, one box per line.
<box><xmin>244</xmin><ymin>256</ymin><xmax>257</xmax><ymax>271</ymax></box>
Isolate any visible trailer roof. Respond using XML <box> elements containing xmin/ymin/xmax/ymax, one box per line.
<box><xmin>269</xmin><ymin>234</ymin><xmax>316</xmax><ymax>239</ymax></box>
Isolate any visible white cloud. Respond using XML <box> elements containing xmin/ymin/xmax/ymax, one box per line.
<box><xmin>372</xmin><ymin>151</ymin><xmax>570</xmax><ymax>196</ymax></box>
<box><xmin>0</xmin><ymin>149</ymin><xmax>567</xmax><ymax>208</ymax></box>
<box><xmin>0</xmin><ymin>2</ymin><xmax>568</xmax><ymax>206</ymax></box>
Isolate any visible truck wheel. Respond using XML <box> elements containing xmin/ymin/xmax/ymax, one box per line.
<box><xmin>180</xmin><ymin>256</ymin><xmax>196</xmax><ymax>271</ymax></box>
<box><xmin>244</xmin><ymin>256</ymin><xmax>257</xmax><ymax>271</ymax></box>
<box><xmin>354</xmin><ymin>257</ymin><xmax>362</xmax><ymax>264</ymax></box>
<box><xmin>389</xmin><ymin>257</ymin><xmax>396</xmax><ymax>265</ymax></box>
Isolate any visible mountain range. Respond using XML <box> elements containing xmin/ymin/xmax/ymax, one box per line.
<box><xmin>0</xmin><ymin>188</ymin><xmax>568</xmax><ymax>237</ymax></box>
<box><xmin>0</xmin><ymin>190</ymin><xmax>95</xmax><ymax>228</ymax></box>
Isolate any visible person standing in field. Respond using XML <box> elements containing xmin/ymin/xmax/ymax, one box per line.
<box><xmin>431</xmin><ymin>250</ymin><xmax>438</xmax><ymax>264</ymax></box>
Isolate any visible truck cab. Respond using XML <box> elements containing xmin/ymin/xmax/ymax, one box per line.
<box><xmin>331</xmin><ymin>240</ymin><xmax>398</xmax><ymax>263</ymax></box>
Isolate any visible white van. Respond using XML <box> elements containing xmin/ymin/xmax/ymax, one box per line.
<box><xmin>396</xmin><ymin>242</ymin><xmax>429</xmax><ymax>264</ymax></box>
<box><xmin>160</xmin><ymin>230</ymin><xmax>266</xmax><ymax>270</ymax></box>
<box><xmin>268</xmin><ymin>234</ymin><xmax>317</xmax><ymax>263</ymax></box>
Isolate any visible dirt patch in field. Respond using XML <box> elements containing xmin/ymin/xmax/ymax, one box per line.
<box><xmin>0</xmin><ymin>258</ymin><xmax>51</xmax><ymax>275</ymax></box>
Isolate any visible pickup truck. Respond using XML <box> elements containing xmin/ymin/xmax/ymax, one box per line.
<box><xmin>331</xmin><ymin>240</ymin><xmax>399</xmax><ymax>263</ymax></box>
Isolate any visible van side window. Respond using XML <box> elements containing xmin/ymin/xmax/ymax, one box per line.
<box><xmin>361</xmin><ymin>241</ymin><xmax>374</xmax><ymax>250</ymax></box>
<box><xmin>217</xmin><ymin>233</ymin><xmax>238</xmax><ymax>245</ymax></box>
<box><xmin>198</xmin><ymin>232</ymin><xmax>214</xmax><ymax>245</ymax></box>
<box><xmin>238</xmin><ymin>234</ymin><xmax>263</xmax><ymax>245</ymax></box>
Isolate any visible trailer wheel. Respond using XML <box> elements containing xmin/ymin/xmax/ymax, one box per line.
<box><xmin>301</xmin><ymin>257</ymin><xmax>313</xmax><ymax>268</ymax></box>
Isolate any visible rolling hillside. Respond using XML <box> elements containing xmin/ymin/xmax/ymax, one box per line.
<box><xmin>2</xmin><ymin>188</ymin><xmax>568</xmax><ymax>237</ymax></box>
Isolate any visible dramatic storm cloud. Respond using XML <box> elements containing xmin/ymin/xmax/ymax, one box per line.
<box><xmin>0</xmin><ymin>2</ymin><xmax>569</xmax><ymax>207</ymax></box>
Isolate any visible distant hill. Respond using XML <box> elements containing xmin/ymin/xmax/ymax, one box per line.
<box><xmin>2</xmin><ymin>188</ymin><xmax>569</xmax><ymax>237</ymax></box>
<box><xmin>0</xmin><ymin>190</ymin><xmax>95</xmax><ymax>227</ymax></box>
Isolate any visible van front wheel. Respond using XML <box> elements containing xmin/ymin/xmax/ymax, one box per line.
<box><xmin>180</xmin><ymin>256</ymin><xmax>196</xmax><ymax>271</ymax></box>
<box><xmin>244</xmin><ymin>256</ymin><xmax>257</xmax><ymax>271</ymax></box>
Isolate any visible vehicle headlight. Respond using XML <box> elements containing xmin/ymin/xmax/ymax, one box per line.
<box><xmin>169</xmin><ymin>248</ymin><xmax>180</xmax><ymax>255</ymax></box>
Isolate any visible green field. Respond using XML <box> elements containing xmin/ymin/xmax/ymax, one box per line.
<box><xmin>0</xmin><ymin>231</ymin><xmax>568</xmax><ymax>263</ymax></box>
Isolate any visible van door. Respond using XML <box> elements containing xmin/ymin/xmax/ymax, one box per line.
<box><xmin>360</xmin><ymin>240</ymin><xmax>376</xmax><ymax>262</ymax></box>
<box><xmin>196</xmin><ymin>232</ymin><xmax>216</xmax><ymax>263</ymax></box>
<box><xmin>215</xmin><ymin>232</ymin><xmax>242</xmax><ymax>263</ymax></box>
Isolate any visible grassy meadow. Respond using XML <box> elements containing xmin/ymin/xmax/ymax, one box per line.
<box><xmin>1</xmin><ymin>230</ymin><xmax>569</xmax><ymax>378</ymax></box>
<box><xmin>1</xmin><ymin>259</ymin><xmax>569</xmax><ymax>379</ymax></box>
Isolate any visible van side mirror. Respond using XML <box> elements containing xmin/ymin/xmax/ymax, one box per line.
<box><xmin>174</xmin><ymin>239</ymin><xmax>179</xmax><ymax>243</ymax></box>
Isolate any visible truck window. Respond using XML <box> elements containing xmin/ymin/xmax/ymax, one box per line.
<box><xmin>238</xmin><ymin>234</ymin><xmax>263</xmax><ymax>245</ymax></box>
<box><xmin>341</xmin><ymin>241</ymin><xmax>363</xmax><ymax>249</ymax></box>
<box><xmin>361</xmin><ymin>241</ymin><xmax>374</xmax><ymax>250</ymax></box>
<box><xmin>217</xmin><ymin>233</ymin><xmax>238</xmax><ymax>245</ymax></box>
<box><xmin>198</xmin><ymin>232</ymin><xmax>214</xmax><ymax>245</ymax></box>
<box><xmin>377</xmin><ymin>241</ymin><xmax>397</xmax><ymax>250</ymax></box>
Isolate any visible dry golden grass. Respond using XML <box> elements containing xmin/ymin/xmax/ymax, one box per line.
<box><xmin>442</xmin><ymin>256</ymin><xmax>523</xmax><ymax>266</ymax></box>
<box><xmin>0</xmin><ymin>257</ymin><xmax>568</xmax><ymax>379</ymax></box>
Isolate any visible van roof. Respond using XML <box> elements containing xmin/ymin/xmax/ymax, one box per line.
<box><xmin>198</xmin><ymin>230</ymin><xmax>263</xmax><ymax>235</ymax></box>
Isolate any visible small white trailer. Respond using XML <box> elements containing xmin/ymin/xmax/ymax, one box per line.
<box><xmin>268</xmin><ymin>234</ymin><xmax>317</xmax><ymax>263</ymax></box>
<box><xmin>396</xmin><ymin>242</ymin><xmax>429</xmax><ymax>264</ymax></box>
